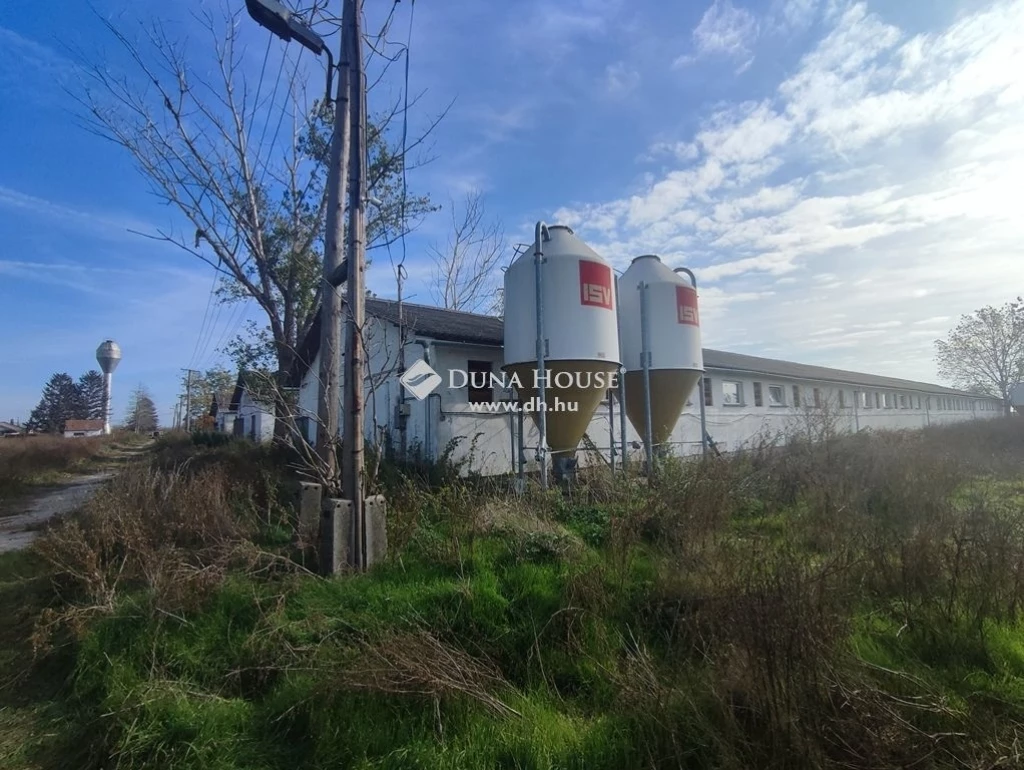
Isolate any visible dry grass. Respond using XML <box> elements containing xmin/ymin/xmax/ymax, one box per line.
<box><xmin>0</xmin><ymin>436</ymin><xmax>108</xmax><ymax>501</ymax></box>
<box><xmin>7</xmin><ymin>418</ymin><xmax>1024</xmax><ymax>769</ymax></box>
<box><xmin>30</xmin><ymin>460</ymin><xmax>304</xmax><ymax>650</ymax></box>
<box><xmin>338</xmin><ymin>630</ymin><xmax>521</xmax><ymax>720</ymax></box>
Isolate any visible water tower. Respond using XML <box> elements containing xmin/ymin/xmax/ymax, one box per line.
<box><xmin>95</xmin><ymin>340</ymin><xmax>122</xmax><ymax>435</ymax></box>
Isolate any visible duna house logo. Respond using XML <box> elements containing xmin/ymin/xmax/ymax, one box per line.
<box><xmin>400</xmin><ymin>359</ymin><xmax>443</xmax><ymax>400</ymax></box>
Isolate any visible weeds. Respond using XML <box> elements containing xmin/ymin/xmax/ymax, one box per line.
<box><xmin>5</xmin><ymin>418</ymin><xmax>1024</xmax><ymax>769</ymax></box>
<box><xmin>0</xmin><ymin>435</ymin><xmax>108</xmax><ymax>501</ymax></box>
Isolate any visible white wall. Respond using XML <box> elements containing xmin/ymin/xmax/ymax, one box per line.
<box><xmin>237</xmin><ymin>391</ymin><xmax>275</xmax><ymax>443</ymax></box>
<box><xmin>298</xmin><ymin>319</ymin><xmax>1003</xmax><ymax>476</ymax></box>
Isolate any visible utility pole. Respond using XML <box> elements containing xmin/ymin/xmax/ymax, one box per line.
<box><xmin>315</xmin><ymin>6</ymin><xmax>352</xmax><ymax>490</ymax></box>
<box><xmin>181</xmin><ymin>369</ymin><xmax>199</xmax><ymax>432</ymax></box>
<box><xmin>244</xmin><ymin>0</ymin><xmax>379</xmax><ymax>572</ymax></box>
<box><xmin>241</xmin><ymin>0</ymin><xmax>342</xmax><ymax>480</ymax></box>
<box><xmin>341</xmin><ymin>0</ymin><xmax>368</xmax><ymax>570</ymax></box>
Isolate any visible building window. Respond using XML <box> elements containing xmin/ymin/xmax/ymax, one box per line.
<box><xmin>753</xmin><ymin>382</ymin><xmax>763</xmax><ymax>407</ymax></box>
<box><xmin>768</xmin><ymin>385</ymin><xmax>784</xmax><ymax>406</ymax></box>
<box><xmin>723</xmin><ymin>380</ymin><xmax>743</xmax><ymax>406</ymax></box>
<box><xmin>704</xmin><ymin>378</ymin><xmax>713</xmax><ymax>406</ymax></box>
<box><xmin>792</xmin><ymin>385</ymin><xmax>801</xmax><ymax>407</ymax></box>
<box><xmin>859</xmin><ymin>391</ymin><xmax>870</xmax><ymax>409</ymax></box>
<box><xmin>875</xmin><ymin>393</ymin><xmax>882</xmax><ymax>409</ymax></box>
<box><xmin>838</xmin><ymin>389</ymin><xmax>846</xmax><ymax>408</ymax></box>
<box><xmin>813</xmin><ymin>388</ymin><xmax>822</xmax><ymax>408</ymax></box>
<box><xmin>884</xmin><ymin>393</ymin><xmax>894</xmax><ymax>409</ymax></box>
<box><xmin>467</xmin><ymin>360</ymin><xmax>493</xmax><ymax>404</ymax></box>
<box><xmin>915</xmin><ymin>395</ymin><xmax>921</xmax><ymax>409</ymax></box>
<box><xmin>899</xmin><ymin>394</ymin><xmax>907</xmax><ymax>409</ymax></box>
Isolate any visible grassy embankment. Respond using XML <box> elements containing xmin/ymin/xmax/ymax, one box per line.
<box><xmin>3</xmin><ymin>420</ymin><xmax>1024</xmax><ymax>768</ymax></box>
<box><xmin>0</xmin><ymin>431</ymin><xmax>151</xmax><ymax>507</ymax></box>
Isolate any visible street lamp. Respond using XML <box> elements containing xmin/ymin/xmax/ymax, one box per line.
<box><xmin>245</xmin><ymin>0</ymin><xmax>325</xmax><ymax>53</ymax></box>
<box><xmin>244</xmin><ymin>0</ymin><xmax>334</xmax><ymax>98</ymax></box>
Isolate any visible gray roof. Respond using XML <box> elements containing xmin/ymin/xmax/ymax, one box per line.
<box><xmin>701</xmin><ymin>349</ymin><xmax>978</xmax><ymax>396</ymax></box>
<box><xmin>291</xmin><ymin>298</ymin><xmax>992</xmax><ymax>399</ymax></box>
<box><xmin>365</xmin><ymin>298</ymin><xmax>504</xmax><ymax>347</ymax></box>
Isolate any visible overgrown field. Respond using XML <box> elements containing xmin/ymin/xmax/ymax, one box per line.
<box><xmin>4</xmin><ymin>420</ymin><xmax>1024</xmax><ymax>769</ymax></box>
<box><xmin>0</xmin><ymin>436</ymin><xmax>110</xmax><ymax>502</ymax></box>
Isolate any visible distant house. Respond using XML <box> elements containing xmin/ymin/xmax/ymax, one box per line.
<box><xmin>229</xmin><ymin>372</ymin><xmax>276</xmax><ymax>442</ymax></box>
<box><xmin>64</xmin><ymin>419</ymin><xmax>105</xmax><ymax>438</ymax></box>
<box><xmin>0</xmin><ymin>420</ymin><xmax>22</xmax><ymax>437</ymax></box>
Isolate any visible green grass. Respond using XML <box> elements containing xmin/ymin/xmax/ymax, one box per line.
<box><xmin>7</xmin><ymin>420</ymin><xmax>1024</xmax><ymax>769</ymax></box>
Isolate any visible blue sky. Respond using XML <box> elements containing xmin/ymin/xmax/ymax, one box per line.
<box><xmin>2</xmin><ymin>0</ymin><xmax>1022</xmax><ymax>425</ymax></box>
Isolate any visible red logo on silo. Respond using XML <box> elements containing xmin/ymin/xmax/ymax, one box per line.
<box><xmin>677</xmin><ymin>286</ymin><xmax>699</xmax><ymax>326</ymax></box>
<box><xmin>579</xmin><ymin>260</ymin><xmax>613</xmax><ymax>310</ymax></box>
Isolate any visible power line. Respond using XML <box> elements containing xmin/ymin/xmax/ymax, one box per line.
<box><xmin>196</xmin><ymin>273</ymin><xmax>227</xmax><ymax>366</ymax></box>
<box><xmin>258</xmin><ymin>51</ymin><xmax>304</xmax><ymax>191</ymax></box>
<box><xmin>254</xmin><ymin>41</ymin><xmax>291</xmax><ymax>172</ymax></box>
<box><xmin>204</xmin><ymin>299</ymin><xmax>244</xmax><ymax>369</ymax></box>
<box><xmin>398</xmin><ymin>0</ymin><xmax>415</xmax><ymax>271</ymax></box>
<box><xmin>188</xmin><ymin>267</ymin><xmax>220</xmax><ymax>371</ymax></box>
<box><xmin>245</xmin><ymin>33</ymin><xmax>274</xmax><ymax>151</ymax></box>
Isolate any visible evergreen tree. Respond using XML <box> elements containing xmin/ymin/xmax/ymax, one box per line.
<box><xmin>124</xmin><ymin>385</ymin><xmax>159</xmax><ymax>433</ymax></box>
<box><xmin>26</xmin><ymin>373</ymin><xmax>81</xmax><ymax>433</ymax></box>
<box><xmin>77</xmin><ymin>370</ymin><xmax>107</xmax><ymax>420</ymax></box>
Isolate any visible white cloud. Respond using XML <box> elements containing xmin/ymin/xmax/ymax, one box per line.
<box><xmin>603</xmin><ymin>61</ymin><xmax>640</xmax><ymax>97</ymax></box>
<box><xmin>765</xmin><ymin>0</ymin><xmax>821</xmax><ymax>34</ymax></box>
<box><xmin>0</xmin><ymin>185</ymin><xmax>165</xmax><ymax>245</ymax></box>
<box><xmin>554</xmin><ymin>0</ymin><xmax>1024</xmax><ymax>384</ymax></box>
<box><xmin>674</xmin><ymin>0</ymin><xmax>759</xmax><ymax>68</ymax></box>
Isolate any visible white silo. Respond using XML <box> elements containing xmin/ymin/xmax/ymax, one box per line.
<box><xmin>618</xmin><ymin>255</ymin><xmax>703</xmax><ymax>462</ymax></box>
<box><xmin>95</xmin><ymin>340</ymin><xmax>122</xmax><ymax>435</ymax></box>
<box><xmin>503</xmin><ymin>224</ymin><xmax>621</xmax><ymax>485</ymax></box>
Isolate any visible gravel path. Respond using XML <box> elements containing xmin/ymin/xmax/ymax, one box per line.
<box><xmin>0</xmin><ymin>472</ymin><xmax>115</xmax><ymax>554</ymax></box>
<box><xmin>0</xmin><ymin>443</ymin><xmax>152</xmax><ymax>554</ymax></box>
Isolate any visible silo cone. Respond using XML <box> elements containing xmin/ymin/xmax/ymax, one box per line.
<box><xmin>624</xmin><ymin>369</ymin><xmax>702</xmax><ymax>447</ymax></box>
<box><xmin>618</xmin><ymin>255</ymin><xmax>704</xmax><ymax>456</ymax></box>
<box><xmin>505</xmin><ymin>361</ymin><xmax>618</xmax><ymax>465</ymax></box>
<box><xmin>502</xmin><ymin>225</ymin><xmax>622</xmax><ymax>482</ymax></box>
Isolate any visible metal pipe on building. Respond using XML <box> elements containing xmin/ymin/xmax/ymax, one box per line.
<box><xmin>533</xmin><ymin>222</ymin><xmax>550</xmax><ymax>490</ymax></box>
<box><xmin>618</xmin><ymin>368</ymin><xmax>628</xmax><ymax>470</ymax></box>
<box><xmin>517</xmin><ymin>408</ymin><xmax>526</xmax><ymax>482</ymax></box>
<box><xmin>639</xmin><ymin>281</ymin><xmax>654</xmax><ymax>472</ymax></box>
<box><xmin>608</xmin><ymin>387</ymin><xmax>616</xmax><ymax>474</ymax></box>
<box><xmin>697</xmin><ymin>377</ymin><xmax>708</xmax><ymax>457</ymax></box>
<box><xmin>673</xmin><ymin>267</ymin><xmax>706</xmax><ymax>458</ymax></box>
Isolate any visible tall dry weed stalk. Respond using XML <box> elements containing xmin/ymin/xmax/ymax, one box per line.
<box><xmin>31</xmin><ymin>461</ymin><xmax>295</xmax><ymax>649</ymax></box>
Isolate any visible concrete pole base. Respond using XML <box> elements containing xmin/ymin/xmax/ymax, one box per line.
<box><xmin>320</xmin><ymin>498</ymin><xmax>353</xmax><ymax>575</ymax></box>
<box><xmin>319</xmin><ymin>495</ymin><xmax>388</xmax><ymax>574</ymax></box>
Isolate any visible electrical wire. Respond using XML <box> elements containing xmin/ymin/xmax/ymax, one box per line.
<box><xmin>246</xmin><ymin>34</ymin><xmax>274</xmax><ymax>152</ymax></box>
<box><xmin>258</xmin><ymin>51</ymin><xmax>304</xmax><ymax>191</ymax></box>
<box><xmin>254</xmin><ymin>42</ymin><xmax>290</xmax><ymax>177</ymax></box>
<box><xmin>397</xmin><ymin>0</ymin><xmax>415</xmax><ymax>271</ymax></box>
<box><xmin>188</xmin><ymin>267</ymin><xmax>220</xmax><ymax>372</ymax></box>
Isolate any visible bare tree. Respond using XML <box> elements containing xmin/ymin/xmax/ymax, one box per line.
<box><xmin>71</xmin><ymin>5</ymin><xmax>442</xmax><ymax>441</ymax></box>
<box><xmin>429</xmin><ymin>191</ymin><xmax>507</xmax><ymax>314</ymax></box>
<box><xmin>935</xmin><ymin>298</ymin><xmax>1024</xmax><ymax>415</ymax></box>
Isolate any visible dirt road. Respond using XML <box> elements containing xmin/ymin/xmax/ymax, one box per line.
<box><xmin>0</xmin><ymin>442</ymin><xmax>152</xmax><ymax>554</ymax></box>
<box><xmin>0</xmin><ymin>473</ymin><xmax>115</xmax><ymax>553</ymax></box>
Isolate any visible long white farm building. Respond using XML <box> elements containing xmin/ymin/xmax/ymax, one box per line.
<box><xmin>290</xmin><ymin>297</ymin><xmax>1002</xmax><ymax>476</ymax></box>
